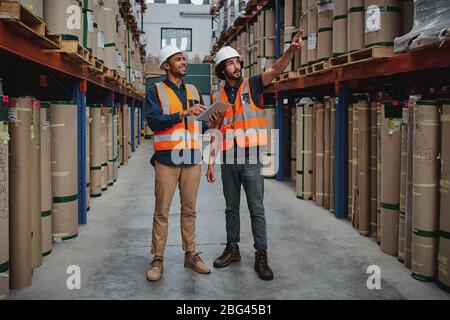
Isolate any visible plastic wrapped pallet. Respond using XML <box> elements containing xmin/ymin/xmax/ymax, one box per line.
<box><xmin>50</xmin><ymin>102</ymin><xmax>78</xmax><ymax>243</ymax></box>
<box><xmin>95</xmin><ymin>0</ymin><xmax>105</xmax><ymax>62</ymax></box>
<box><xmin>333</xmin><ymin>0</ymin><xmax>348</xmax><ymax>56</ymax></box>
<box><xmin>411</xmin><ymin>100</ymin><xmax>440</xmax><ymax>282</ymax></box>
<box><xmin>394</xmin><ymin>0</ymin><xmax>450</xmax><ymax>53</ymax></box>
<box><xmin>300</xmin><ymin>12</ymin><xmax>308</xmax><ymax>67</ymax></box>
<box><xmin>438</xmin><ymin>100</ymin><xmax>450</xmax><ymax>292</ymax></box>
<box><xmin>0</xmin><ymin>96</ymin><xmax>10</xmax><ymax>299</ymax></box>
<box><xmin>348</xmin><ymin>103</ymin><xmax>353</xmax><ymax>218</ymax></box>
<box><xmin>103</xmin><ymin>0</ymin><xmax>117</xmax><ymax>69</ymax></box>
<box><xmin>9</xmin><ymin>97</ymin><xmax>32</xmax><ymax>289</ymax></box>
<box><xmin>40</xmin><ymin>102</ymin><xmax>52</xmax><ymax>258</ymax></box>
<box><xmin>380</xmin><ymin>101</ymin><xmax>402</xmax><ymax>256</ymax></box>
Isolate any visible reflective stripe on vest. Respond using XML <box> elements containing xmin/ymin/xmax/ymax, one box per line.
<box><xmin>216</xmin><ymin>78</ymin><xmax>267</xmax><ymax>150</ymax></box>
<box><xmin>153</xmin><ymin>82</ymin><xmax>202</xmax><ymax>151</ymax></box>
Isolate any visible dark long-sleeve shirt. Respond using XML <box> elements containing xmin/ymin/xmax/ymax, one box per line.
<box><xmin>146</xmin><ymin>78</ymin><xmax>208</xmax><ymax>167</ymax></box>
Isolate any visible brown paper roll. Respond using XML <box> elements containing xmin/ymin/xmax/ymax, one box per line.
<box><xmin>405</xmin><ymin>97</ymin><xmax>416</xmax><ymax>268</ymax></box>
<box><xmin>296</xmin><ymin>104</ymin><xmax>304</xmax><ymax>198</ymax></box>
<box><xmin>304</xmin><ymin>104</ymin><xmax>314</xmax><ymax>200</ymax></box>
<box><xmin>127</xmin><ymin>107</ymin><xmax>131</xmax><ymax>159</ymax></box>
<box><xmin>284</xmin><ymin>0</ymin><xmax>295</xmax><ymax>28</ymax></box>
<box><xmin>333</xmin><ymin>0</ymin><xmax>348</xmax><ymax>55</ymax></box>
<box><xmin>300</xmin><ymin>15</ymin><xmax>308</xmax><ymax>67</ymax></box>
<box><xmin>291</xmin><ymin>108</ymin><xmax>297</xmax><ymax>185</ymax></box>
<box><xmin>9</xmin><ymin>97</ymin><xmax>33</xmax><ymax>289</ymax></box>
<box><xmin>113</xmin><ymin>111</ymin><xmax>118</xmax><ymax>182</ymax></box>
<box><xmin>348</xmin><ymin>0</ymin><xmax>365</xmax><ymax>52</ymax></box>
<box><xmin>50</xmin><ymin>102</ymin><xmax>78</xmax><ymax>242</ymax></box>
<box><xmin>312</xmin><ymin>103</ymin><xmax>316</xmax><ymax>201</ymax></box>
<box><xmin>118</xmin><ymin>106</ymin><xmax>123</xmax><ymax>166</ymax></box>
<box><xmin>364</xmin><ymin>0</ymin><xmax>402</xmax><ymax>48</ymax></box>
<box><xmin>18</xmin><ymin>0</ymin><xmax>43</xmax><ymax>18</ymax></box>
<box><xmin>264</xmin><ymin>9</ymin><xmax>275</xmax><ymax>38</ymax></box>
<box><xmin>412</xmin><ymin>101</ymin><xmax>440</xmax><ymax>281</ymax></box>
<box><xmin>315</xmin><ymin>102</ymin><xmax>325</xmax><ymax>207</ymax></box>
<box><xmin>348</xmin><ymin>104</ymin><xmax>354</xmax><ymax>218</ymax></box>
<box><xmin>0</xmin><ymin>101</ymin><xmax>9</xmax><ymax>299</ymax></box>
<box><xmin>438</xmin><ymin>101</ymin><xmax>450</xmax><ymax>289</ymax></box>
<box><xmin>107</xmin><ymin>109</ymin><xmax>114</xmax><ymax>186</ymax></box>
<box><xmin>43</xmin><ymin>0</ymin><xmax>82</xmax><ymax>40</ymax></box>
<box><xmin>40</xmin><ymin>104</ymin><xmax>52</xmax><ymax>257</ymax></box>
<box><xmin>377</xmin><ymin>102</ymin><xmax>381</xmax><ymax>243</ymax></box>
<box><xmin>352</xmin><ymin>102</ymin><xmax>359</xmax><ymax>227</ymax></box>
<box><xmin>398</xmin><ymin>105</ymin><xmax>409</xmax><ymax>261</ymax></box>
<box><xmin>307</xmin><ymin>6</ymin><xmax>318</xmax><ymax>64</ymax></box>
<box><xmin>402</xmin><ymin>0</ymin><xmax>414</xmax><ymax>34</ymax></box>
<box><xmin>31</xmin><ymin>99</ymin><xmax>42</xmax><ymax>269</ymax></box>
<box><xmin>86</xmin><ymin>107</ymin><xmax>91</xmax><ymax>210</ymax></box>
<box><xmin>90</xmin><ymin>106</ymin><xmax>102</xmax><ymax>197</ymax></box>
<box><xmin>330</xmin><ymin>98</ymin><xmax>336</xmax><ymax>212</ymax></box>
<box><xmin>358</xmin><ymin>99</ymin><xmax>370</xmax><ymax>236</ymax></box>
<box><xmin>324</xmin><ymin>99</ymin><xmax>331</xmax><ymax>210</ymax></box>
<box><xmin>369</xmin><ymin>102</ymin><xmax>378</xmax><ymax>236</ymax></box>
<box><xmin>380</xmin><ymin>101</ymin><xmax>401</xmax><ymax>256</ymax></box>
<box><xmin>100</xmin><ymin>108</ymin><xmax>108</xmax><ymax>191</ymax></box>
<box><xmin>318</xmin><ymin>4</ymin><xmax>333</xmax><ymax>61</ymax></box>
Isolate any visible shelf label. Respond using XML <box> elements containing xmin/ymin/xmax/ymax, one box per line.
<box><xmin>98</xmin><ymin>31</ymin><xmax>105</xmax><ymax>49</ymax></box>
<box><xmin>8</xmin><ymin>109</ymin><xmax>17</xmax><ymax>123</ymax></box>
<box><xmin>308</xmin><ymin>33</ymin><xmax>317</xmax><ymax>50</ymax></box>
<box><xmin>43</xmin><ymin>121</ymin><xmax>50</xmax><ymax>131</ymax></box>
<box><xmin>87</xmin><ymin>11</ymin><xmax>94</xmax><ymax>33</ymax></box>
<box><xmin>366</xmin><ymin>5</ymin><xmax>381</xmax><ymax>33</ymax></box>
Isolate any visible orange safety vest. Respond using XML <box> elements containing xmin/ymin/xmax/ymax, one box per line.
<box><xmin>153</xmin><ymin>82</ymin><xmax>202</xmax><ymax>151</ymax></box>
<box><xmin>213</xmin><ymin>78</ymin><xmax>267</xmax><ymax>151</ymax></box>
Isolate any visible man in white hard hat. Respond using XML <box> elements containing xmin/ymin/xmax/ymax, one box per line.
<box><xmin>145</xmin><ymin>45</ymin><xmax>210</xmax><ymax>281</ymax></box>
<box><xmin>206</xmin><ymin>31</ymin><xmax>305</xmax><ymax>280</ymax></box>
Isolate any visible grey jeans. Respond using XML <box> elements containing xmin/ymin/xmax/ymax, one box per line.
<box><xmin>220</xmin><ymin>163</ymin><xmax>267</xmax><ymax>250</ymax></box>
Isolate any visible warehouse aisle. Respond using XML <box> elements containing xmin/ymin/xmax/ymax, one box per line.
<box><xmin>10</xmin><ymin>140</ymin><xmax>450</xmax><ymax>300</ymax></box>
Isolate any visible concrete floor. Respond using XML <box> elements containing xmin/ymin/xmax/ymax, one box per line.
<box><xmin>10</xmin><ymin>140</ymin><xmax>450</xmax><ymax>300</ymax></box>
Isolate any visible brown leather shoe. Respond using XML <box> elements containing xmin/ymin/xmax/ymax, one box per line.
<box><xmin>213</xmin><ymin>243</ymin><xmax>241</xmax><ymax>268</ymax></box>
<box><xmin>184</xmin><ymin>252</ymin><xmax>211</xmax><ymax>274</ymax></box>
<box><xmin>255</xmin><ymin>250</ymin><xmax>274</xmax><ymax>280</ymax></box>
<box><xmin>146</xmin><ymin>256</ymin><xmax>164</xmax><ymax>281</ymax></box>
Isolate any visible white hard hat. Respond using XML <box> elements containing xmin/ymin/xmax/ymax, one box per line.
<box><xmin>214</xmin><ymin>46</ymin><xmax>240</xmax><ymax>65</ymax></box>
<box><xmin>159</xmin><ymin>45</ymin><xmax>182</xmax><ymax>70</ymax></box>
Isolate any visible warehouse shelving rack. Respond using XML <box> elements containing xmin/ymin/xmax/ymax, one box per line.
<box><xmin>0</xmin><ymin>14</ymin><xmax>145</xmax><ymax>225</ymax></box>
<box><xmin>210</xmin><ymin>0</ymin><xmax>450</xmax><ymax>220</ymax></box>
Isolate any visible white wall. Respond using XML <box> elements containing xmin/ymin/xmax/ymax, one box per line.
<box><xmin>143</xmin><ymin>4</ymin><xmax>212</xmax><ymax>62</ymax></box>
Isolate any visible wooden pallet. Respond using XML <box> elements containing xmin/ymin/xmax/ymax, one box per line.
<box><xmin>59</xmin><ymin>39</ymin><xmax>92</xmax><ymax>65</ymax></box>
<box><xmin>312</xmin><ymin>60</ymin><xmax>330</xmax><ymax>73</ymax></box>
<box><xmin>88</xmin><ymin>58</ymin><xmax>104</xmax><ymax>75</ymax></box>
<box><xmin>0</xmin><ymin>1</ymin><xmax>60</xmax><ymax>49</ymax></box>
<box><xmin>329</xmin><ymin>46</ymin><xmax>394</xmax><ymax>68</ymax></box>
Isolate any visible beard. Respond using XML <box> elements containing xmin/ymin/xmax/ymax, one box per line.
<box><xmin>225</xmin><ymin>70</ymin><xmax>242</xmax><ymax>80</ymax></box>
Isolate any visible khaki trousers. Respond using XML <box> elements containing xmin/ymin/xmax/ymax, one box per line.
<box><xmin>151</xmin><ymin>161</ymin><xmax>201</xmax><ymax>257</ymax></box>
